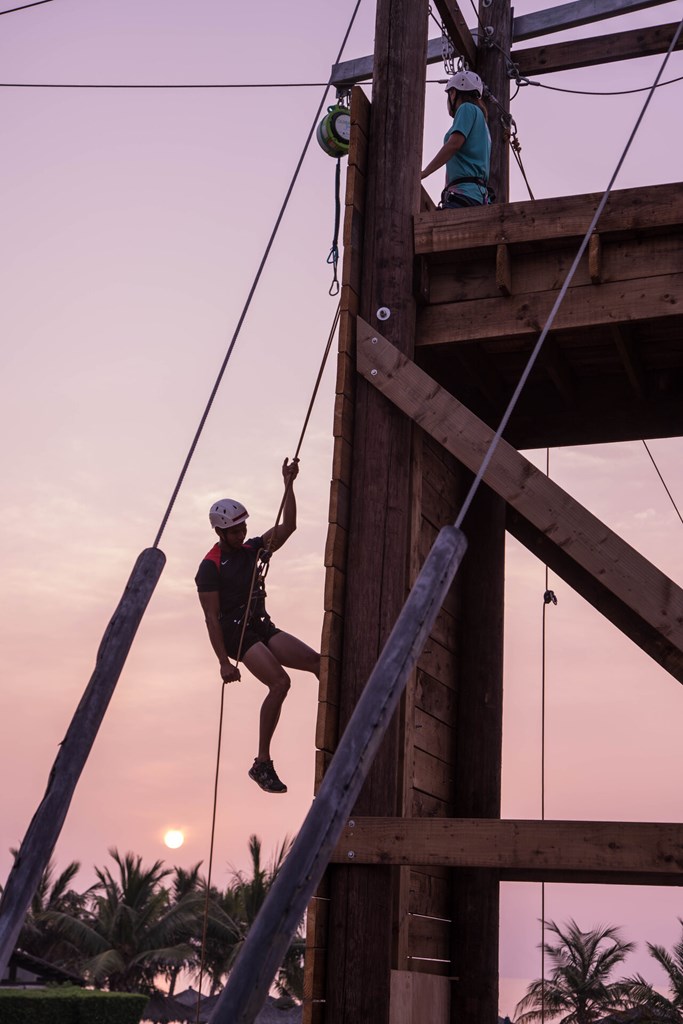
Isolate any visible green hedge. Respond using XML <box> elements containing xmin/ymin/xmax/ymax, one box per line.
<box><xmin>0</xmin><ymin>986</ymin><xmax>148</xmax><ymax>1024</ymax></box>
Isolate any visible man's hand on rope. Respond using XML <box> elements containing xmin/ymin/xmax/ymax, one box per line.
<box><xmin>220</xmin><ymin>660</ymin><xmax>241</xmax><ymax>684</ymax></box>
<box><xmin>282</xmin><ymin>456</ymin><xmax>300</xmax><ymax>484</ymax></box>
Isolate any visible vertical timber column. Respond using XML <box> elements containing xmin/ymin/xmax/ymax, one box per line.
<box><xmin>450</xmin><ymin>2</ymin><xmax>511</xmax><ymax>1023</ymax></box>
<box><xmin>324</xmin><ymin>1</ymin><xmax>429</xmax><ymax>1022</ymax></box>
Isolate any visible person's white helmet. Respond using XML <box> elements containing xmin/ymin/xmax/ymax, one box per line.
<box><xmin>209</xmin><ymin>499</ymin><xmax>249</xmax><ymax>529</ymax></box>
<box><xmin>445</xmin><ymin>70</ymin><xmax>484</xmax><ymax>96</ymax></box>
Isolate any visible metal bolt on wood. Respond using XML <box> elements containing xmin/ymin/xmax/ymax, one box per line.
<box><xmin>376</xmin><ymin>306</ymin><xmax>391</xmax><ymax>320</ymax></box>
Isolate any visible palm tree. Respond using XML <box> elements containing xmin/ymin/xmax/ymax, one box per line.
<box><xmin>515</xmin><ymin>919</ymin><xmax>635</xmax><ymax>1024</ymax></box>
<box><xmin>620</xmin><ymin>919</ymin><xmax>683</xmax><ymax>1022</ymax></box>
<box><xmin>4</xmin><ymin>850</ymin><xmax>87</xmax><ymax>970</ymax></box>
<box><xmin>191</xmin><ymin>834</ymin><xmax>302</xmax><ymax>1000</ymax></box>
<box><xmin>46</xmin><ymin>848</ymin><xmax>199</xmax><ymax>994</ymax></box>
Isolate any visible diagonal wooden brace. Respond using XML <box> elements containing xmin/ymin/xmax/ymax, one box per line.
<box><xmin>356</xmin><ymin>317</ymin><xmax>683</xmax><ymax>683</ymax></box>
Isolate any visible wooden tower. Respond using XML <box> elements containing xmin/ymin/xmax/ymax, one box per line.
<box><xmin>304</xmin><ymin>1</ymin><xmax>683</xmax><ymax>1022</ymax></box>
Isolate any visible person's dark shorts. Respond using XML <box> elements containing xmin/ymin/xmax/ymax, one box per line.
<box><xmin>221</xmin><ymin>612</ymin><xmax>281</xmax><ymax>658</ymax></box>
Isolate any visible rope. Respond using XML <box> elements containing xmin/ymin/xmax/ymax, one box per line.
<box><xmin>192</xmin><ymin>301</ymin><xmax>340</xmax><ymax>1013</ymax></box>
<box><xmin>0</xmin><ymin>0</ymin><xmax>56</xmax><ymax>14</ymax></box>
<box><xmin>642</xmin><ymin>441</ymin><xmax>683</xmax><ymax>527</ymax></box>
<box><xmin>327</xmin><ymin>158</ymin><xmax>342</xmax><ymax>296</ymax></box>
<box><xmin>150</xmin><ymin>0</ymin><xmax>364</xmax><ymax>550</ymax></box>
<box><xmin>195</xmin><ymin>681</ymin><xmax>229</xmax><ymax>1023</ymax></box>
<box><xmin>453</xmin><ymin>12</ymin><xmax>683</xmax><ymax>531</ymax></box>
<box><xmin>0</xmin><ymin>80</ymin><xmax>330</xmax><ymax>89</ymax></box>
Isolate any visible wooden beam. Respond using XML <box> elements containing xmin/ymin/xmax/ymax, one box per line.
<box><xmin>414</xmin><ymin>183</ymin><xmax>683</xmax><ymax>256</ymax></box>
<box><xmin>325</xmin><ymin>5</ymin><xmax>431</xmax><ymax>1023</ymax></box>
<box><xmin>513</xmin><ymin>21</ymin><xmax>683</xmax><ymax>77</ymax></box>
<box><xmin>0</xmin><ymin>548</ymin><xmax>166</xmax><ymax>978</ymax></box>
<box><xmin>356</xmin><ymin>320</ymin><xmax>683</xmax><ymax>683</ymax></box>
<box><xmin>432</xmin><ymin>0</ymin><xmax>477</xmax><ymax>68</ymax></box>
<box><xmin>612</xmin><ymin>325</ymin><xmax>647</xmax><ymax>400</ymax></box>
<box><xmin>332</xmin><ymin>36</ymin><xmax>451</xmax><ymax>88</ymax></box>
<box><xmin>513</xmin><ymin>0</ymin><xmax>671</xmax><ymax>42</ymax></box>
<box><xmin>331</xmin><ymin>817</ymin><xmax>683</xmax><ymax>884</ymax></box>
<box><xmin>415</xmin><ymin>271</ymin><xmax>683</xmax><ymax>346</ymax></box>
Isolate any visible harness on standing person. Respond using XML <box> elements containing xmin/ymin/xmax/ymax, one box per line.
<box><xmin>441</xmin><ymin>175</ymin><xmax>496</xmax><ymax>207</ymax></box>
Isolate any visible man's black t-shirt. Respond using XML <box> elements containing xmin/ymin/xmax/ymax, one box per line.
<box><xmin>194</xmin><ymin>536</ymin><xmax>267</xmax><ymax>622</ymax></box>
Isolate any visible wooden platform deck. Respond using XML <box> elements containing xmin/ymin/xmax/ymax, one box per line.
<box><xmin>414</xmin><ymin>182</ymin><xmax>683</xmax><ymax>448</ymax></box>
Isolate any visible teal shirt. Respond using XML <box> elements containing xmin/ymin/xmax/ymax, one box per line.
<box><xmin>444</xmin><ymin>104</ymin><xmax>491</xmax><ymax>204</ymax></box>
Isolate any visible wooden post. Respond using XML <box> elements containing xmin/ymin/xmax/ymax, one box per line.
<box><xmin>478</xmin><ymin>0</ymin><xmax>512</xmax><ymax>203</ymax></box>
<box><xmin>0</xmin><ymin>548</ymin><xmax>166</xmax><ymax>978</ymax></box>
<box><xmin>324</xmin><ymin>1</ymin><xmax>429</xmax><ymax>1021</ymax></box>
<box><xmin>449</xmin><ymin>4</ymin><xmax>510</xmax><ymax>1021</ymax></box>
<box><xmin>212</xmin><ymin>528</ymin><xmax>467</xmax><ymax>1024</ymax></box>
<box><xmin>451</xmin><ymin>485</ymin><xmax>505</xmax><ymax>1024</ymax></box>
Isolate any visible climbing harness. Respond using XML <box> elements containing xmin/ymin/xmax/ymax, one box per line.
<box><xmin>440</xmin><ymin>175</ymin><xmax>495</xmax><ymax>207</ymax></box>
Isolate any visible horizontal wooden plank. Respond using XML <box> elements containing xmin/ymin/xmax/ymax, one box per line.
<box><xmin>324</xmin><ymin>565</ymin><xmax>346</xmax><ymax>617</ymax></box>
<box><xmin>332</xmin><ymin>435</ymin><xmax>353</xmax><ymax>484</ymax></box>
<box><xmin>414</xmin><ymin>182</ymin><xmax>683</xmax><ymax>256</ymax></box>
<box><xmin>350</xmin><ymin>83</ymin><xmax>371</xmax><ymax>138</ymax></box>
<box><xmin>411</xmin><ymin>789</ymin><xmax>452</xmax><ymax>819</ymax></box>
<box><xmin>315</xmin><ymin>699</ymin><xmax>339</xmax><ymax>753</ymax></box>
<box><xmin>415</xmin><ymin>670</ymin><xmax>456</xmax><ymax>725</ymax></box>
<box><xmin>426</xmin><ymin>233</ymin><xmax>683</xmax><ymax>305</ymax></box>
<box><xmin>357</xmin><ymin>322</ymin><xmax>683</xmax><ymax>683</ymax></box>
<box><xmin>333</xmin><ymin>392</ymin><xmax>354</xmax><ymax>444</ymax></box>
<box><xmin>416</xmin><ymin>271</ymin><xmax>683</xmax><ymax>346</ymax></box>
<box><xmin>345</xmin><ymin>162</ymin><xmax>366</xmax><ymax>215</ymax></box>
<box><xmin>335</xmin><ymin>349</ymin><xmax>355</xmax><ymax>400</ymax></box>
<box><xmin>418</xmin><ymin>637</ymin><xmax>457</xmax><ymax>689</ymax></box>
<box><xmin>414</xmin><ymin>708</ymin><xmax>454</xmax><ymax>763</ymax></box>
<box><xmin>328</xmin><ymin>478</ymin><xmax>350</xmax><ymax>531</ymax></box>
<box><xmin>513</xmin><ymin>0</ymin><xmax>668</xmax><ymax>41</ymax></box>
<box><xmin>409</xmin><ymin>868</ymin><xmax>451</xmax><ymax>919</ymax></box>
<box><xmin>320</xmin><ymin>609</ymin><xmax>344</xmax><ymax>661</ymax></box>
<box><xmin>318</xmin><ymin>653</ymin><xmax>340</xmax><ymax>705</ymax></box>
<box><xmin>314</xmin><ymin>748</ymin><xmax>333</xmax><ymax>790</ymax></box>
<box><xmin>414</xmin><ymin>748</ymin><xmax>455</xmax><ymax>805</ymax></box>
<box><xmin>324</xmin><ymin>521</ymin><xmax>347</xmax><ymax>571</ymax></box>
<box><xmin>332</xmin><ymin>817</ymin><xmax>683</xmax><ymax>883</ymax></box>
<box><xmin>408</xmin><ymin>914</ymin><xmax>451</xmax><ymax>961</ymax></box>
<box><xmin>514</xmin><ymin>20</ymin><xmax>683</xmax><ymax>77</ymax></box>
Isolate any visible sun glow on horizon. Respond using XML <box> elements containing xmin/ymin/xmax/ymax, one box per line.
<box><xmin>163</xmin><ymin>829</ymin><xmax>185</xmax><ymax>850</ymax></box>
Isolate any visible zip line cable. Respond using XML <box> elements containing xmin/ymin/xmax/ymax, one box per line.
<box><xmin>0</xmin><ymin>0</ymin><xmax>56</xmax><ymax>14</ymax></box>
<box><xmin>0</xmin><ymin>81</ymin><xmax>329</xmax><ymax>88</ymax></box>
<box><xmin>453</xmin><ymin>12</ymin><xmax>683</xmax><ymax>531</ymax></box>
<box><xmin>642</xmin><ymin>440</ymin><xmax>683</xmax><ymax>526</ymax></box>
<box><xmin>150</xmin><ymin>0</ymin><xmax>364</xmax><ymax>550</ymax></box>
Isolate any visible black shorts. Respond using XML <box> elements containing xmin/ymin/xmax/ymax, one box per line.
<box><xmin>221</xmin><ymin>612</ymin><xmax>281</xmax><ymax>659</ymax></box>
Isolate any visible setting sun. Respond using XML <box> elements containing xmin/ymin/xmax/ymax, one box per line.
<box><xmin>163</xmin><ymin>829</ymin><xmax>185</xmax><ymax>850</ymax></box>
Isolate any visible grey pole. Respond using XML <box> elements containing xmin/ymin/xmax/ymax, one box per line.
<box><xmin>210</xmin><ymin>525</ymin><xmax>468</xmax><ymax>1024</ymax></box>
<box><xmin>0</xmin><ymin>547</ymin><xmax>166</xmax><ymax>976</ymax></box>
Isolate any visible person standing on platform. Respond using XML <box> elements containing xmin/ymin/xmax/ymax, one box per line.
<box><xmin>195</xmin><ymin>458</ymin><xmax>320</xmax><ymax>795</ymax></box>
<box><xmin>421</xmin><ymin>69</ymin><xmax>492</xmax><ymax>209</ymax></box>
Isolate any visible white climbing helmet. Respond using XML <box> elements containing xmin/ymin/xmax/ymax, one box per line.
<box><xmin>445</xmin><ymin>70</ymin><xmax>484</xmax><ymax>96</ymax></box>
<box><xmin>209</xmin><ymin>498</ymin><xmax>249</xmax><ymax>530</ymax></box>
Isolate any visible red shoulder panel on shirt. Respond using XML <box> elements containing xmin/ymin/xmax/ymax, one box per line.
<box><xmin>204</xmin><ymin>543</ymin><xmax>221</xmax><ymax>567</ymax></box>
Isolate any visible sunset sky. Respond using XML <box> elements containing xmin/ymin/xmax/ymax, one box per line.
<box><xmin>1</xmin><ymin>0</ymin><xmax>682</xmax><ymax>1016</ymax></box>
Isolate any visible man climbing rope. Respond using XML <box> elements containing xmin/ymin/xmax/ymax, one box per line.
<box><xmin>195</xmin><ymin>458</ymin><xmax>320</xmax><ymax>794</ymax></box>
<box><xmin>421</xmin><ymin>69</ymin><xmax>492</xmax><ymax>208</ymax></box>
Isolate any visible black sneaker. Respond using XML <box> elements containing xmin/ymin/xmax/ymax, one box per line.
<box><xmin>248</xmin><ymin>759</ymin><xmax>287</xmax><ymax>794</ymax></box>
